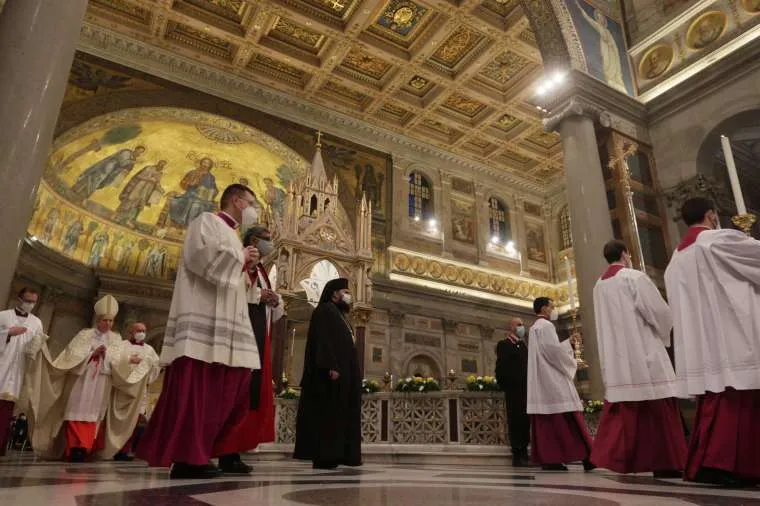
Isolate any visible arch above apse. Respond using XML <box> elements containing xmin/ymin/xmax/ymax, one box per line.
<box><xmin>696</xmin><ymin>109</ymin><xmax>760</xmax><ymax>180</ymax></box>
<box><xmin>518</xmin><ymin>0</ymin><xmax>583</xmax><ymax>71</ymax></box>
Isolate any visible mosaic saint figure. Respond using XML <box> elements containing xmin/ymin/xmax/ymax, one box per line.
<box><xmin>88</xmin><ymin>232</ymin><xmax>109</xmax><ymax>267</ymax></box>
<box><xmin>115</xmin><ymin>160</ymin><xmax>167</xmax><ymax>226</ymax></box>
<box><xmin>41</xmin><ymin>208</ymin><xmax>60</xmax><ymax>244</ymax></box>
<box><xmin>71</xmin><ymin>146</ymin><xmax>145</xmax><ymax>202</ymax></box>
<box><xmin>263</xmin><ymin>177</ymin><xmax>285</xmax><ymax>220</ymax></box>
<box><xmin>62</xmin><ymin>220</ymin><xmax>84</xmax><ymax>256</ymax></box>
<box><xmin>168</xmin><ymin>157</ymin><xmax>219</xmax><ymax>227</ymax></box>
<box><xmin>575</xmin><ymin>0</ymin><xmax>627</xmax><ymax>94</ymax></box>
<box><xmin>144</xmin><ymin>246</ymin><xmax>167</xmax><ymax>278</ymax></box>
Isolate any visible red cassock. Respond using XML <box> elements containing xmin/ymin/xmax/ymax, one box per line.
<box><xmin>686</xmin><ymin>388</ymin><xmax>760</xmax><ymax>481</ymax></box>
<box><xmin>212</xmin><ymin>268</ymin><xmax>276</xmax><ymax>454</ymax></box>
<box><xmin>591</xmin><ymin>399</ymin><xmax>687</xmax><ymax>473</ymax></box>
<box><xmin>531</xmin><ymin>412</ymin><xmax>592</xmax><ymax>465</ymax></box>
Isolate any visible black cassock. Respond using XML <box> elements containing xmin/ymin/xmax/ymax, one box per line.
<box><xmin>495</xmin><ymin>338</ymin><xmax>530</xmax><ymax>456</ymax></box>
<box><xmin>294</xmin><ymin>302</ymin><xmax>361</xmax><ymax>466</ymax></box>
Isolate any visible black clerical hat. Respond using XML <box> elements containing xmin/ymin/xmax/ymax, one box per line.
<box><xmin>319</xmin><ymin>278</ymin><xmax>349</xmax><ymax>303</ymax></box>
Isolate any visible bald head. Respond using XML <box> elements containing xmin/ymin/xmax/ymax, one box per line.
<box><xmin>508</xmin><ymin>317</ymin><xmax>523</xmax><ymax>334</ymax></box>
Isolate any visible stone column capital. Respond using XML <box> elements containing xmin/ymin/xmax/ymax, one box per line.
<box><xmin>442</xmin><ymin>319</ymin><xmax>458</xmax><ymax>334</ymax></box>
<box><xmin>543</xmin><ymin>96</ymin><xmax>611</xmax><ymax>132</ymax></box>
<box><xmin>478</xmin><ymin>325</ymin><xmax>494</xmax><ymax>340</ymax></box>
<box><xmin>388</xmin><ymin>310</ymin><xmax>405</xmax><ymax>328</ymax></box>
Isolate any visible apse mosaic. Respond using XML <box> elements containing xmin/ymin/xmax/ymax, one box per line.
<box><xmin>29</xmin><ymin>107</ymin><xmax>308</xmax><ymax>279</ymax></box>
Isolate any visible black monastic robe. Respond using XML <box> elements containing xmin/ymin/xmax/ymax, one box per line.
<box><xmin>294</xmin><ymin>302</ymin><xmax>361</xmax><ymax>465</ymax></box>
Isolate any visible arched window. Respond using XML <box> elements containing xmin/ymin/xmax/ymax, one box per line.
<box><xmin>309</xmin><ymin>194</ymin><xmax>318</xmax><ymax>216</ymax></box>
<box><xmin>408</xmin><ymin>172</ymin><xmax>432</xmax><ymax>220</ymax></box>
<box><xmin>324</xmin><ymin>198</ymin><xmax>330</xmax><ymax>211</ymax></box>
<box><xmin>560</xmin><ymin>206</ymin><xmax>573</xmax><ymax>250</ymax></box>
<box><xmin>488</xmin><ymin>197</ymin><xmax>510</xmax><ymax>244</ymax></box>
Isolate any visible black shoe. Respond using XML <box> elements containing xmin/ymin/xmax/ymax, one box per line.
<box><xmin>170</xmin><ymin>462</ymin><xmax>222</xmax><ymax>479</ymax></box>
<box><xmin>70</xmin><ymin>448</ymin><xmax>86</xmax><ymax>463</ymax></box>
<box><xmin>113</xmin><ymin>452</ymin><xmax>134</xmax><ymax>462</ymax></box>
<box><xmin>512</xmin><ymin>458</ymin><xmax>536</xmax><ymax>468</ymax></box>
<box><xmin>694</xmin><ymin>467</ymin><xmax>755</xmax><ymax>488</ymax></box>
<box><xmin>342</xmin><ymin>460</ymin><xmax>363</xmax><ymax>467</ymax></box>
<box><xmin>219</xmin><ymin>459</ymin><xmax>253</xmax><ymax>475</ymax></box>
<box><xmin>654</xmin><ymin>470</ymin><xmax>683</xmax><ymax>479</ymax></box>
<box><xmin>541</xmin><ymin>464</ymin><xmax>568</xmax><ymax>471</ymax></box>
<box><xmin>583</xmin><ymin>459</ymin><xmax>596</xmax><ymax>472</ymax></box>
<box><xmin>313</xmin><ymin>461</ymin><xmax>339</xmax><ymax>470</ymax></box>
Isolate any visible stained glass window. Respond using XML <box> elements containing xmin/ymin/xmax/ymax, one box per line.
<box><xmin>488</xmin><ymin>197</ymin><xmax>510</xmax><ymax>243</ymax></box>
<box><xmin>408</xmin><ymin>172</ymin><xmax>432</xmax><ymax>219</ymax></box>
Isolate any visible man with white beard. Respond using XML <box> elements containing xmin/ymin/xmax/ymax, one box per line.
<box><xmin>665</xmin><ymin>197</ymin><xmax>760</xmax><ymax>486</ymax></box>
<box><xmin>0</xmin><ymin>287</ymin><xmax>44</xmax><ymax>455</ymax></box>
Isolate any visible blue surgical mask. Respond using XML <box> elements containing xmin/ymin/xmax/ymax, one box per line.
<box><xmin>256</xmin><ymin>239</ymin><xmax>274</xmax><ymax>257</ymax></box>
<box><xmin>516</xmin><ymin>325</ymin><xmax>526</xmax><ymax>339</ymax></box>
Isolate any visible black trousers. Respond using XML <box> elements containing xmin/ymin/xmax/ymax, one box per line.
<box><xmin>505</xmin><ymin>389</ymin><xmax>530</xmax><ymax>455</ymax></box>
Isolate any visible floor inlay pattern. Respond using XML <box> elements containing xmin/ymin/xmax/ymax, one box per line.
<box><xmin>0</xmin><ymin>454</ymin><xmax>758</xmax><ymax>505</ymax></box>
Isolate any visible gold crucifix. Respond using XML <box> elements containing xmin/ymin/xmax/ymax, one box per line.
<box><xmin>329</xmin><ymin>0</ymin><xmax>345</xmax><ymax>10</ymax></box>
<box><xmin>315</xmin><ymin>130</ymin><xmax>323</xmax><ymax>148</ymax></box>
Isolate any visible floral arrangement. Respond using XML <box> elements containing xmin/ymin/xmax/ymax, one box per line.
<box><xmin>465</xmin><ymin>375</ymin><xmax>500</xmax><ymax>392</ymax></box>
<box><xmin>279</xmin><ymin>387</ymin><xmax>300</xmax><ymax>400</ymax></box>
<box><xmin>394</xmin><ymin>376</ymin><xmax>441</xmax><ymax>393</ymax></box>
<box><xmin>362</xmin><ymin>378</ymin><xmax>382</xmax><ymax>394</ymax></box>
<box><xmin>583</xmin><ymin>399</ymin><xmax>604</xmax><ymax>414</ymax></box>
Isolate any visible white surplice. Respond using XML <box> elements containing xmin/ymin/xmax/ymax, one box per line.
<box><xmin>64</xmin><ymin>330</ymin><xmax>114</xmax><ymax>422</ymax></box>
<box><xmin>0</xmin><ymin>310</ymin><xmax>44</xmax><ymax>401</ymax></box>
<box><xmin>593</xmin><ymin>267</ymin><xmax>680</xmax><ymax>402</ymax></box>
<box><xmin>665</xmin><ymin>228</ymin><xmax>760</xmax><ymax>396</ymax></box>
<box><xmin>527</xmin><ymin>318</ymin><xmax>582</xmax><ymax>414</ymax></box>
<box><xmin>160</xmin><ymin>212</ymin><xmax>259</xmax><ymax>369</ymax></box>
<box><xmin>122</xmin><ymin>341</ymin><xmax>160</xmax><ymax>415</ymax></box>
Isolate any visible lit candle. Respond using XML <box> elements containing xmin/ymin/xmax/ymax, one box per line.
<box><xmin>720</xmin><ymin>135</ymin><xmax>747</xmax><ymax>215</ymax></box>
<box><xmin>564</xmin><ymin>256</ymin><xmax>575</xmax><ymax>309</ymax></box>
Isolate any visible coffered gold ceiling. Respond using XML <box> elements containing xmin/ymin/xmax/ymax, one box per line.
<box><xmin>84</xmin><ymin>0</ymin><xmax>563</xmax><ymax>185</ymax></box>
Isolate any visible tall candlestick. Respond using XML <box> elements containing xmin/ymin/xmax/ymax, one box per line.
<box><xmin>289</xmin><ymin>328</ymin><xmax>295</xmax><ymax>359</ymax></box>
<box><xmin>721</xmin><ymin>135</ymin><xmax>747</xmax><ymax>215</ymax></box>
<box><xmin>564</xmin><ymin>255</ymin><xmax>575</xmax><ymax>309</ymax></box>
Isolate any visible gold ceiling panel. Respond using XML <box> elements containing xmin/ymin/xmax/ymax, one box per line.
<box><xmin>247</xmin><ymin>53</ymin><xmax>312</xmax><ymax>88</ymax></box>
<box><xmin>480</xmin><ymin>0</ymin><xmax>521</xmax><ymax>17</ymax></box>
<box><xmin>340</xmin><ymin>47</ymin><xmax>395</xmax><ymax>81</ymax></box>
<box><xmin>84</xmin><ymin>0</ymin><xmax>568</xmax><ymax>187</ymax></box>
<box><xmin>429</xmin><ymin>25</ymin><xmax>487</xmax><ymax>70</ymax></box>
<box><xmin>521</xmin><ymin>129</ymin><xmax>562</xmax><ymax>154</ymax></box>
<box><xmin>318</xmin><ymin>80</ymin><xmax>373</xmax><ymax>110</ymax></box>
<box><xmin>88</xmin><ymin>0</ymin><xmax>152</xmax><ymax>28</ymax></box>
<box><xmin>164</xmin><ymin>21</ymin><xmax>238</xmax><ymax>62</ymax></box>
<box><xmin>441</xmin><ymin>92</ymin><xmax>487</xmax><ymax>118</ymax></box>
<box><xmin>172</xmin><ymin>0</ymin><xmax>251</xmax><ymax>36</ymax></box>
<box><xmin>478</xmin><ymin>51</ymin><xmax>533</xmax><ymax>86</ymax></box>
<box><xmin>377</xmin><ymin>102</ymin><xmax>415</xmax><ymax>126</ymax></box>
<box><xmin>371</xmin><ymin>0</ymin><xmax>430</xmax><ymax>41</ymax></box>
<box><xmin>267</xmin><ymin>16</ymin><xmax>328</xmax><ymax>54</ymax></box>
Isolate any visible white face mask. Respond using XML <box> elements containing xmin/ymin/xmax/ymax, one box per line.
<box><xmin>516</xmin><ymin>325</ymin><xmax>526</xmax><ymax>339</ymax></box>
<box><xmin>256</xmin><ymin>239</ymin><xmax>274</xmax><ymax>257</ymax></box>
<box><xmin>241</xmin><ymin>206</ymin><xmax>259</xmax><ymax>230</ymax></box>
<box><xmin>18</xmin><ymin>301</ymin><xmax>35</xmax><ymax>313</ymax></box>
<box><xmin>134</xmin><ymin>332</ymin><xmax>146</xmax><ymax>342</ymax></box>
<box><xmin>341</xmin><ymin>293</ymin><xmax>353</xmax><ymax>305</ymax></box>
<box><xmin>549</xmin><ymin>309</ymin><xmax>559</xmax><ymax>321</ymax></box>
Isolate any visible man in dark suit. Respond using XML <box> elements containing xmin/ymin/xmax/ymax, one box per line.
<box><xmin>495</xmin><ymin>317</ymin><xmax>531</xmax><ymax>467</ymax></box>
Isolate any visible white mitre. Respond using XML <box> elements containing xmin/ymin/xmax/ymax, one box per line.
<box><xmin>94</xmin><ymin>294</ymin><xmax>119</xmax><ymax>319</ymax></box>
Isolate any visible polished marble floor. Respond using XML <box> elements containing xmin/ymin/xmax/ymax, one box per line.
<box><xmin>1</xmin><ymin>453</ymin><xmax>759</xmax><ymax>506</ymax></box>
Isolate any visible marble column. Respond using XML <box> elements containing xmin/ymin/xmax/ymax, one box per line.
<box><xmin>438</xmin><ymin>172</ymin><xmax>453</xmax><ymax>258</ymax></box>
<box><xmin>0</xmin><ymin>0</ymin><xmax>88</xmax><ymax>303</ymax></box>
<box><xmin>354</xmin><ymin>309</ymin><xmax>371</xmax><ymax>379</ymax></box>
<box><xmin>547</xmin><ymin>98</ymin><xmax>613</xmax><ymax>400</ymax></box>
<box><xmin>513</xmin><ymin>197</ymin><xmax>530</xmax><ymax>276</ymax></box>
